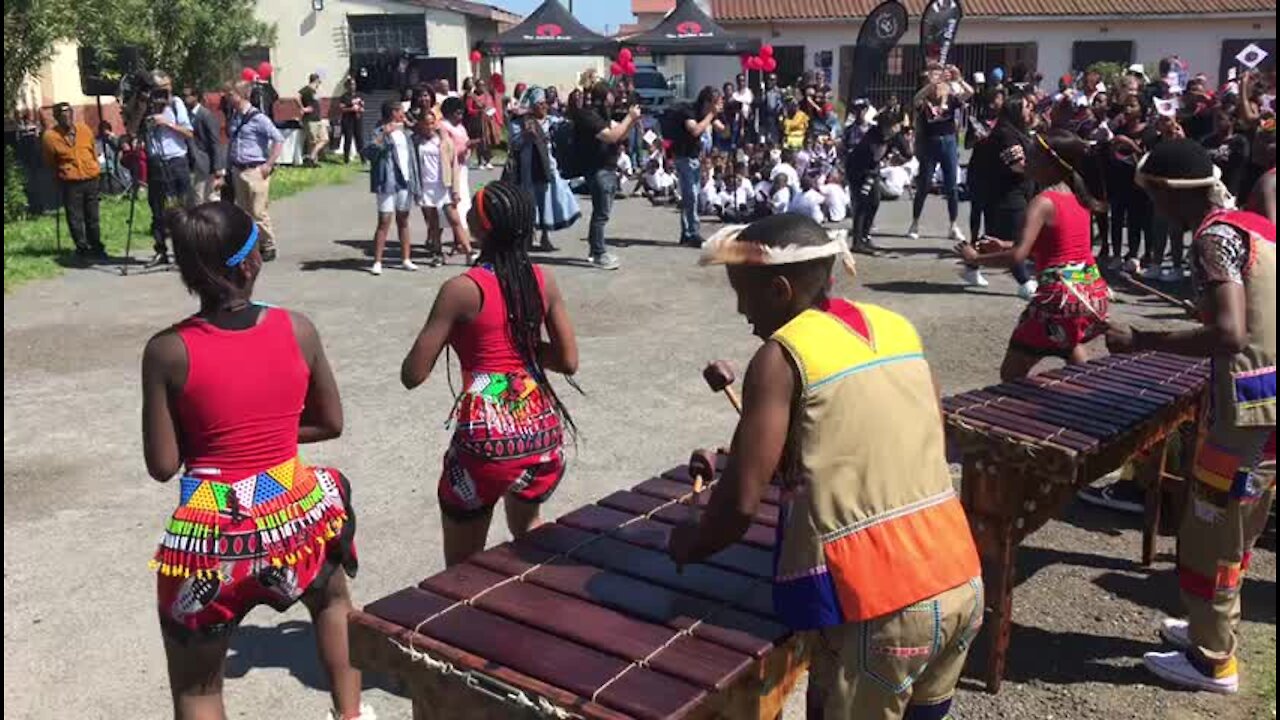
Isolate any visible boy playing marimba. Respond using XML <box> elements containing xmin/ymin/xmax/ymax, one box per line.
<box><xmin>666</xmin><ymin>214</ymin><xmax>983</xmax><ymax>719</ymax></box>
<box><xmin>1108</xmin><ymin>139</ymin><xmax>1276</xmax><ymax>694</ymax></box>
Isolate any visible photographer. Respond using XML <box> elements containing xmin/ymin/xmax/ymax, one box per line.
<box><xmin>573</xmin><ymin>81</ymin><xmax>642</xmax><ymax>270</ymax></box>
<box><xmin>225</xmin><ymin>80</ymin><xmax>284</xmax><ymax>261</ymax></box>
<box><xmin>143</xmin><ymin>71</ymin><xmax>194</xmax><ymax>267</ymax></box>
<box><xmin>673</xmin><ymin>86</ymin><xmax>725</xmax><ymax>246</ymax></box>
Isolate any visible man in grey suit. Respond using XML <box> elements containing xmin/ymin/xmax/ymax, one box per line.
<box><xmin>183</xmin><ymin>86</ymin><xmax>226</xmax><ymax>203</ymax></box>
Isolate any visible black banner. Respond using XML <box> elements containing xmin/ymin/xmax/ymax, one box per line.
<box><xmin>920</xmin><ymin>0</ymin><xmax>963</xmax><ymax>66</ymax></box>
<box><xmin>847</xmin><ymin>1</ymin><xmax>908</xmax><ymax>102</ymax></box>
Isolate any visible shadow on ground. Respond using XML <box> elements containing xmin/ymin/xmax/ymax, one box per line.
<box><xmin>227</xmin><ymin>620</ymin><xmax>407</xmax><ymax>697</ymax></box>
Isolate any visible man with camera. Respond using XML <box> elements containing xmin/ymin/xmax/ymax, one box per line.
<box><xmin>573</xmin><ymin>81</ymin><xmax>642</xmax><ymax>271</ymax></box>
<box><xmin>183</xmin><ymin>86</ymin><xmax>225</xmax><ymax>204</ymax></box>
<box><xmin>143</xmin><ymin>71</ymin><xmax>194</xmax><ymax>267</ymax></box>
<box><xmin>226</xmin><ymin>79</ymin><xmax>284</xmax><ymax>261</ymax></box>
<box><xmin>42</xmin><ymin>102</ymin><xmax>107</xmax><ymax>261</ymax></box>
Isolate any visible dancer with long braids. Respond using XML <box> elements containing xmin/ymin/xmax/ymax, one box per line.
<box><xmin>400</xmin><ymin>180</ymin><xmax>581</xmax><ymax>566</ymax></box>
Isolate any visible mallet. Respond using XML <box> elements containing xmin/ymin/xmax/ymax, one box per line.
<box><xmin>702</xmin><ymin>360</ymin><xmax>743</xmax><ymax>415</ymax></box>
<box><xmin>1119</xmin><ymin>272</ymin><xmax>1198</xmax><ymax>318</ymax></box>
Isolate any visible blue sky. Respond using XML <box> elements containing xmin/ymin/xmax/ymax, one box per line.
<box><xmin>491</xmin><ymin>0</ymin><xmax>636</xmax><ymax>34</ymax></box>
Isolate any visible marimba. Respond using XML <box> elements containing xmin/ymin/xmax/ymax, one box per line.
<box><xmin>350</xmin><ymin>456</ymin><xmax>805</xmax><ymax>719</ymax></box>
<box><xmin>944</xmin><ymin>351</ymin><xmax>1210</xmax><ymax>692</ymax></box>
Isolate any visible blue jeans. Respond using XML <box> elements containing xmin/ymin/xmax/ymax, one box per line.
<box><xmin>587</xmin><ymin>168</ymin><xmax>618</xmax><ymax>258</ymax></box>
<box><xmin>675</xmin><ymin>156</ymin><xmax>701</xmax><ymax>243</ymax></box>
<box><xmin>912</xmin><ymin>134</ymin><xmax>960</xmax><ymax>223</ymax></box>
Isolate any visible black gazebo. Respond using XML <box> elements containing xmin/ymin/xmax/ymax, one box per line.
<box><xmin>619</xmin><ymin>0</ymin><xmax>760</xmax><ymax>56</ymax></box>
<box><xmin>475</xmin><ymin>0</ymin><xmax>618</xmax><ymax>57</ymax></box>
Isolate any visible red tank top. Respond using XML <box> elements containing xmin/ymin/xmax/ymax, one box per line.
<box><xmin>174</xmin><ymin>307</ymin><xmax>308</xmax><ymax>476</ymax></box>
<box><xmin>1032</xmin><ymin>190</ymin><xmax>1096</xmax><ymax>271</ymax></box>
<box><xmin>450</xmin><ymin>265</ymin><xmax>549</xmax><ymax>373</ymax></box>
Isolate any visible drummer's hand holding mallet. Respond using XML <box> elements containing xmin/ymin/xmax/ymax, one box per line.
<box><xmin>669</xmin><ymin>356</ymin><xmax>792</xmax><ymax>570</ymax></box>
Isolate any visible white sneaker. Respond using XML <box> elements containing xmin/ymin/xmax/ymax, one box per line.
<box><xmin>1158</xmin><ymin>618</ymin><xmax>1193</xmax><ymax>650</ymax></box>
<box><xmin>401</xmin><ymin>259</ymin><xmax>419</xmax><ymax>272</ymax></box>
<box><xmin>589</xmin><ymin>252</ymin><xmax>621</xmax><ymax>271</ymax></box>
<box><xmin>465</xmin><ymin>250</ymin><xmax>480</xmax><ymax>265</ymax></box>
<box><xmin>950</xmin><ymin>224</ymin><xmax>967</xmax><ymax>242</ymax></box>
<box><xmin>959</xmin><ymin>267</ymin><xmax>990</xmax><ymax>287</ymax></box>
<box><xmin>1160</xmin><ymin>266</ymin><xmax>1181</xmax><ymax>282</ymax></box>
<box><xmin>369</xmin><ymin>261</ymin><xmax>383</xmax><ymax>276</ymax></box>
<box><xmin>1143</xmin><ymin>650</ymin><xmax>1238</xmax><ymax>694</ymax></box>
<box><xmin>326</xmin><ymin>704</ymin><xmax>378</xmax><ymax>720</ymax></box>
<box><xmin>906</xmin><ymin>223</ymin><xmax>920</xmax><ymax>241</ymax></box>
<box><xmin>1124</xmin><ymin>257</ymin><xmax>1142</xmax><ymax>275</ymax></box>
<box><xmin>1143</xmin><ymin>265</ymin><xmax>1164</xmax><ymax>281</ymax></box>
<box><xmin>1017</xmin><ymin>279</ymin><xmax>1039</xmax><ymax>300</ymax></box>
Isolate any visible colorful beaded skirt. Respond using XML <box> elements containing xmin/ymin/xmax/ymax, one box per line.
<box><xmin>150</xmin><ymin>457</ymin><xmax>350</xmax><ymax>580</ymax></box>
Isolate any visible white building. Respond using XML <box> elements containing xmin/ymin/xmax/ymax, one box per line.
<box><xmin>628</xmin><ymin>0</ymin><xmax>1275</xmax><ymax>104</ymax></box>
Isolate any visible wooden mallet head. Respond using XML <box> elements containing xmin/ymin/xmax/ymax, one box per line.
<box><xmin>702</xmin><ymin>361</ymin><xmax>743</xmax><ymax>414</ymax></box>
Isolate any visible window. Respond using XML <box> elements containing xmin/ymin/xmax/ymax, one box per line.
<box><xmin>887</xmin><ymin>47</ymin><xmax>905</xmax><ymax>76</ymax></box>
<box><xmin>772</xmin><ymin>46</ymin><xmax>805</xmax><ymax>89</ymax></box>
<box><xmin>348</xmin><ymin>14</ymin><xmax>428</xmax><ymax>55</ymax></box>
<box><xmin>1071</xmin><ymin>41</ymin><xmax>1133</xmax><ymax>72</ymax></box>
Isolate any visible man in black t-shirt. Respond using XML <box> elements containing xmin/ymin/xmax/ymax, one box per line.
<box><xmin>297</xmin><ymin>73</ymin><xmax>327</xmax><ymax>167</ymax></box>
<box><xmin>673</xmin><ymin>87</ymin><xmax>725</xmax><ymax>246</ymax></box>
<box><xmin>574</xmin><ymin>82</ymin><xmax>643</xmax><ymax>270</ymax></box>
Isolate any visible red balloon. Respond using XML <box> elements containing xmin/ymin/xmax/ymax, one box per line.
<box><xmin>624</xmin><ymin>61</ymin><xmax>637</xmax><ymax>76</ymax></box>
<box><xmin>610</xmin><ymin>61</ymin><xmax>624</xmax><ymax>76</ymax></box>
<box><xmin>746</xmin><ymin>56</ymin><xmax>763</xmax><ymax>71</ymax></box>
<box><xmin>256</xmin><ymin>61</ymin><xmax>273</xmax><ymax>80</ymax></box>
<box><xmin>619</xmin><ymin>48</ymin><xmax>633</xmax><ymax>63</ymax></box>
<box><xmin>740</xmin><ymin>53</ymin><xmax>751</xmax><ymax>69</ymax></box>
<box><xmin>763</xmin><ymin>57</ymin><xmax>778</xmax><ymax>73</ymax></box>
<box><xmin>240</xmin><ymin>67</ymin><xmax>258</xmax><ymax>82</ymax></box>
<box><xmin>760</xmin><ymin>44</ymin><xmax>774</xmax><ymax>58</ymax></box>
<box><xmin>469</xmin><ymin>50</ymin><xmax>482</xmax><ymax>64</ymax></box>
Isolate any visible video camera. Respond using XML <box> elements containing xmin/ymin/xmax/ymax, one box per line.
<box><xmin>119</xmin><ymin>69</ymin><xmax>174</xmax><ymax>134</ymax></box>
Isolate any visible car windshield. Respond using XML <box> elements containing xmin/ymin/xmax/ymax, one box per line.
<box><xmin>633</xmin><ymin>72</ymin><xmax>668</xmax><ymax>90</ymax></box>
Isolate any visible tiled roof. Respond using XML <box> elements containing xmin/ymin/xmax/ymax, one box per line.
<box><xmin>632</xmin><ymin>0</ymin><xmax>677</xmax><ymax>14</ymax></box>
<box><xmin>710</xmin><ymin>0</ymin><xmax>1273</xmax><ymax>20</ymax></box>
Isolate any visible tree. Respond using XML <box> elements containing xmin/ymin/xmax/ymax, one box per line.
<box><xmin>4</xmin><ymin>0</ymin><xmax>73</xmax><ymax>114</ymax></box>
<box><xmin>77</xmin><ymin>0</ymin><xmax>275</xmax><ymax>91</ymax></box>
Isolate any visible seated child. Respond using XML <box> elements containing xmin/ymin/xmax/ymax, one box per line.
<box><xmin>788</xmin><ymin>174</ymin><xmax>826</xmax><ymax>224</ymax></box>
<box><xmin>820</xmin><ymin>169</ymin><xmax>851</xmax><ymax>222</ymax></box>
<box><xmin>769</xmin><ymin>173</ymin><xmax>793</xmax><ymax>215</ymax></box>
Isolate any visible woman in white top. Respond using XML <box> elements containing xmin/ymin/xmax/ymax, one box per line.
<box><xmin>369</xmin><ymin>100</ymin><xmax>418</xmax><ymax>275</ymax></box>
<box><xmin>413</xmin><ymin>111</ymin><xmax>466</xmax><ymax>267</ymax></box>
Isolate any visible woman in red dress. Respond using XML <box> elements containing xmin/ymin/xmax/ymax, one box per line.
<box><xmin>401</xmin><ymin>180</ymin><xmax>580</xmax><ymax>566</ymax></box>
<box><xmin>958</xmin><ymin>128</ymin><xmax>1111</xmax><ymax>380</ymax></box>
<box><xmin>143</xmin><ymin>203</ymin><xmax>368</xmax><ymax>719</ymax></box>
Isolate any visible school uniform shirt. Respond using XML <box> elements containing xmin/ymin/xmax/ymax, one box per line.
<box><xmin>771</xmin><ymin>162</ymin><xmax>800</xmax><ymax>191</ymax></box>
<box><xmin>789</xmin><ymin>188</ymin><xmax>825</xmax><ymax>224</ymax></box>
<box><xmin>770</xmin><ymin>186</ymin><xmax>793</xmax><ymax>215</ymax></box>
<box><xmin>820</xmin><ymin>183</ymin><xmax>850</xmax><ymax>222</ymax></box>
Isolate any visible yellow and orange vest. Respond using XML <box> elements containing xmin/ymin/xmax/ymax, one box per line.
<box><xmin>770</xmin><ymin>298</ymin><xmax>979</xmax><ymax>629</ymax></box>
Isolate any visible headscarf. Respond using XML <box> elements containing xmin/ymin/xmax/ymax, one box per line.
<box><xmin>520</xmin><ymin>85</ymin><xmax>547</xmax><ymax>110</ymax></box>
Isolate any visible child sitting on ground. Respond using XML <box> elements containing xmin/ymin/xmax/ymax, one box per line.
<box><xmin>820</xmin><ymin>169</ymin><xmax>851</xmax><ymax>223</ymax></box>
<box><xmin>769</xmin><ymin>172</ymin><xmax>794</xmax><ymax>215</ymax></box>
<box><xmin>788</xmin><ymin>173</ymin><xmax>826</xmax><ymax>223</ymax></box>
<box><xmin>641</xmin><ymin>155</ymin><xmax>677</xmax><ymax>204</ymax></box>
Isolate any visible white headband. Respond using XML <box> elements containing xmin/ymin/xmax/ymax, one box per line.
<box><xmin>698</xmin><ymin>225</ymin><xmax>857</xmax><ymax>276</ymax></box>
<box><xmin>1135</xmin><ymin>153</ymin><xmax>1237</xmax><ymax>209</ymax></box>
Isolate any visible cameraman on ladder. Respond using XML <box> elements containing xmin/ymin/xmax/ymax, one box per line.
<box><xmin>143</xmin><ymin>71</ymin><xmax>194</xmax><ymax>267</ymax></box>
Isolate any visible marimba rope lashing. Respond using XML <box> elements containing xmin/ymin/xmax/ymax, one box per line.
<box><xmin>394</xmin><ymin>471</ymin><xmax>748</xmax><ymax>709</ymax></box>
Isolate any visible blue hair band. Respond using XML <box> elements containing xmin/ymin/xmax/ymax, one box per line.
<box><xmin>225</xmin><ymin>224</ymin><xmax>259</xmax><ymax>267</ymax></box>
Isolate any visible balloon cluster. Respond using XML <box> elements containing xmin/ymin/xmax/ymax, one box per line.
<box><xmin>469</xmin><ymin>49</ymin><xmax>483</xmax><ymax>65</ymax></box>
<box><xmin>610</xmin><ymin>48</ymin><xmax>637</xmax><ymax>77</ymax></box>
<box><xmin>739</xmin><ymin>44</ymin><xmax>776</xmax><ymax>73</ymax></box>
<box><xmin>239</xmin><ymin>61</ymin><xmax>273</xmax><ymax>83</ymax></box>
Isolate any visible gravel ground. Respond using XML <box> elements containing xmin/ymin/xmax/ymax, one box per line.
<box><xmin>4</xmin><ymin>170</ymin><xmax>1273</xmax><ymax>719</ymax></box>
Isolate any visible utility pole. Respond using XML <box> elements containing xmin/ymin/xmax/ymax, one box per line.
<box><xmin>568</xmin><ymin>0</ymin><xmax>574</xmax><ymax>12</ymax></box>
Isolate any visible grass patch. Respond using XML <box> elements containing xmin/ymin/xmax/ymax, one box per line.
<box><xmin>4</xmin><ymin>160</ymin><xmax>363</xmax><ymax>292</ymax></box>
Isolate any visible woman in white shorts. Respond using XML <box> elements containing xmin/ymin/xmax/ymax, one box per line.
<box><xmin>413</xmin><ymin>111</ymin><xmax>469</xmax><ymax>266</ymax></box>
<box><xmin>369</xmin><ymin>100</ymin><xmax>419</xmax><ymax>275</ymax></box>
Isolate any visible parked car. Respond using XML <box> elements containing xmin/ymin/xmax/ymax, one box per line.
<box><xmin>632</xmin><ymin>64</ymin><xmax>676</xmax><ymax>110</ymax></box>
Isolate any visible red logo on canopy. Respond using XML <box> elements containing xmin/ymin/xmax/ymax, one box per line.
<box><xmin>675</xmin><ymin>20</ymin><xmax>703</xmax><ymax>35</ymax></box>
<box><xmin>535</xmin><ymin>23</ymin><xmax>563</xmax><ymax>37</ymax></box>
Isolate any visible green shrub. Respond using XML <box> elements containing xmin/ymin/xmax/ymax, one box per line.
<box><xmin>4</xmin><ymin>145</ymin><xmax>28</xmax><ymax>224</ymax></box>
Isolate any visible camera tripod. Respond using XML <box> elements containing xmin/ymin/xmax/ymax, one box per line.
<box><xmin>120</xmin><ymin>117</ymin><xmax>183</xmax><ymax>276</ymax></box>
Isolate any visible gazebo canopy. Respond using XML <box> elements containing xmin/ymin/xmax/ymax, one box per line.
<box><xmin>620</xmin><ymin>0</ymin><xmax>761</xmax><ymax>56</ymax></box>
<box><xmin>475</xmin><ymin>0</ymin><xmax>618</xmax><ymax>57</ymax></box>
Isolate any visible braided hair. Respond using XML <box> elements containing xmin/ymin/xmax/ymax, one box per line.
<box><xmin>470</xmin><ymin>180</ymin><xmax>579</xmax><ymax>437</ymax></box>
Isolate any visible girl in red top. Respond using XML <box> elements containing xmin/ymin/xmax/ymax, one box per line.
<box><xmin>401</xmin><ymin>180</ymin><xmax>580</xmax><ymax>566</ymax></box>
<box><xmin>142</xmin><ymin>203</ymin><xmax>368</xmax><ymax>719</ymax></box>
<box><xmin>959</xmin><ymin>128</ymin><xmax>1110</xmax><ymax>380</ymax></box>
